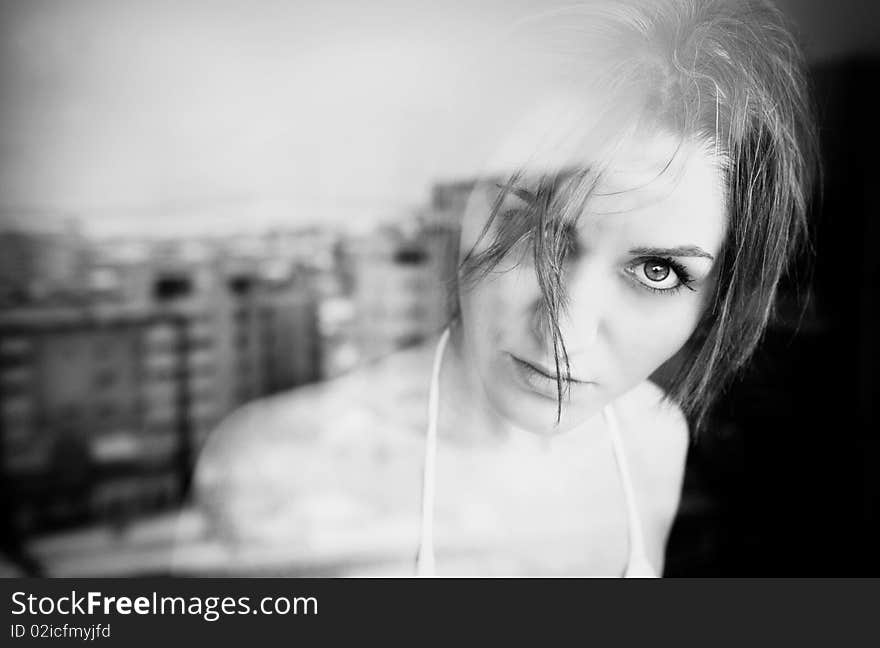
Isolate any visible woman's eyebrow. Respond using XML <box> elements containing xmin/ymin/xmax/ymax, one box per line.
<box><xmin>628</xmin><ymin>245</ymin><xmax>715</xmax><ymax>261</ymax></box>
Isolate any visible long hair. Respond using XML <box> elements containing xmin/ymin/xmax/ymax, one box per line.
<box><xmin>456</xmin><ymin>0</ymin><xmax>819</xmax><ymax>431</ymax></box>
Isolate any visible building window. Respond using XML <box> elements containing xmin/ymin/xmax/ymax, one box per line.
<box><xmin>94</xmin><ymin>368</ymin><xmax>117</xmax><ymax>390</ymax></box>
<box><xmin>0</xmin><ymin>376</ymin><xmax>30</xmax><ymax>398</ymax></box>
<box><xmin>189</xmin><ymin>336</ymin><xmax>214</xmax><ymax>352</ymax></box>
<box><xmin>145</xmin><ymin>365</ymin><xmax>175</xmax><ymax>381</ymax></box>
<box><xmin>56</xmin><ymin>404</ymin><xmax>83</xmax><ymax>425</ymax></box>
<box><xmin>95</xmin><ymin>402</ymin><xmax>118</xmax><ymax>423</ymax></box>
<box><xmin>394</xmin><ymin>247</ymin><xmax>428</xmax><ymax>265</ymax></box>
<box><xmin>0</xmin><ymin>337</ymin><xmax>31</xmax><ymax>357</ymax></box>
<box><xmin>154</xmin><ymin>276</ymin><xmax>192</xmax><ymax>301</ymax></box>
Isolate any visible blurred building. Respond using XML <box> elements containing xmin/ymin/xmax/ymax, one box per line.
<box><xmin>0</xmin><ymin>305</ymin><xmax>183</xmax><ymax>534</ymax></box>
<box><xmin>1</xmin><ymin>195</ymin><xmax>468</xmax><ymax>571</ymax></box>
<box><xmin>0</xmin><ymin>212</ymin><xmax>89</xmax><ymax>306</ymax></box>
<box><xmin>149</xmin><ymin>238</ymin><xmax>237</xmax><ymax>449</ymax></box>
<box><xmin>338</xmin><ymin>213</ymin><xmax>458</xmax><ymax>363</ymax></box>
<box><xmin>258</xmin><ymin>286</ymin><xmax>322</xmax><ymax>392</ymax></box>
<box><xmin>85</xmin><ymin>238</ymin><xmax>154</xmax><ymax>306</ymax></box>
<box><xmin>317</xmin><ymin>294</ymin><xmax>359</xmax><ymax>378</ymax></box>
<box><xmin>221</xmin><ymin>239</ymin><xmax>323</xmax><ymax>402</ymax></box>
<box><xmin>416</xmin><ymin>204</ymin><xmax>461</xmax><ymax>320</ymax></box>
<box><xmin>226</xmin><ymin>273</ymin><xmax>322</xmax><ymax>403</ymax></box>
<box><xmin>0</xmin><ymin>229</ymin><xmax>326</xmax><ymax>537</ymax></box>
<box><xmin>431</xmin><ymin>178</ymin><xmax>477</xmax><ymax>216</ymax></box>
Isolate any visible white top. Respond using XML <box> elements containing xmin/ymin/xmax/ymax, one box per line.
<box><xmin>416</xmin><ymin>327</ymin><xmax>658</xmax><ymax>578</ymax></box>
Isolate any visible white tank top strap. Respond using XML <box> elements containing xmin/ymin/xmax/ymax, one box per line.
<box><xmin>415</xmin><ymin>327</ymin><xmax>449</xmax><ymax>577</ymax></box>
<box><xmin>602</xmin><ymin>402</ymin><xmax>658</xmax><ymax>578</ymax></box>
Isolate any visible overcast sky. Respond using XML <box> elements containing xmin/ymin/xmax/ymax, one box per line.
<box><xmin>1</xmin><ymin>0</ymin><xmax>876</xmax><ymax>238</ymax></box>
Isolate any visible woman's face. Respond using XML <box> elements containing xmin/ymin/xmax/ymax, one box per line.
<box><xmin>457</xmin><ymin>133</ymin><xmax>727</xmax><ymax>434</ymax></box>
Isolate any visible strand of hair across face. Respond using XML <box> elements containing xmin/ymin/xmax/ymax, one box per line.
<box><xmin>415</xmin><ymin>326</ymin><xmax>450</xmax><ymax>577</ymax></box>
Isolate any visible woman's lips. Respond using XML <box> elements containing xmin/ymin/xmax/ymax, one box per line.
<box><xmin>506</xmin><ymin>352</ymin><xmax>596</xmax><ymax>398</ymax></box>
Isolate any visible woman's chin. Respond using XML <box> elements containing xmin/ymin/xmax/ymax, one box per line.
<box><xmin>483</xmin><ymin>381</ymin><xmax>604</xmax><ymax>436</ymax></box>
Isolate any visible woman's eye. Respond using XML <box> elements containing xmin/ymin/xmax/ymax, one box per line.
<box><xmin>625</xmin><ymin>259</ymin><xmax>691</xmax><ymax>292</ymax></box>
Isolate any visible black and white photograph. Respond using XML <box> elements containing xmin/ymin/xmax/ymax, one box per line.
<box><xmin>0</xmin><ymin>0</ymin><xmax>877</xmax><ymax>581</ymax></box>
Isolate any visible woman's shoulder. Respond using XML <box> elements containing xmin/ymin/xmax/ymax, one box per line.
<box><xmin>614</xmin><ymin>379</ymin><xmax>689</xmax><ymax>451</ymax></box>
<box><xmin>189</xmin><ymin>342</ymin><xmax>438</xmax><ymax>510</ymax></box>
<box><xmin>177</xmin><ymin>345</ymin><xmax>438</xmax><ymax>571</ymax></box>
<box><xmin>615</xmin><ymin>378</ymin><xmax>690</xmax><ymax>483</ymax></box>
<box><xmin>199</xmin><ymin>341</ymin><xmax>436</xmax><ymax>461</ymax></box>
<box><xmin>611</xmin><ymin>380</ymin><xmax>690</xmax><ymax>570</ymax></box>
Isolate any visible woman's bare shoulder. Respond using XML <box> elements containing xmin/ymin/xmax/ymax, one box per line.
<box><xmin>615</xmin><ymin>379</ymin><xmax>690</xmax><ymax>457</ymax></box>
<box><xmin>189</xmin><ymin>342</ymin><xmax>438</xmax><ymax>510</ymax></box>
<box><xmin>177</xmin><ymin>345</ymin><xmax>436</xmax><ymax>572</ymax></box>
<box><xmin>197</xmin><ymin>342</ymin><xmax>435</xmax><ymax>466</ymax></box>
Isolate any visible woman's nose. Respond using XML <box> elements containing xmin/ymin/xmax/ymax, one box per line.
<box><xmin>536</xmin><ymin>257</ymin><xmax>609</xmax><ymax>354</ymax></box>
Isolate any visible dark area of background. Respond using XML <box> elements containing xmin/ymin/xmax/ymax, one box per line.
<box><xmin>666</xmin><ymin>53</ymin><xmax>880</xmax><ymax>576</ymax></box>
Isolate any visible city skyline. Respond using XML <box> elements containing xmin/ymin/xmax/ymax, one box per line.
<box><xmin>0</xmin><ymin>184</ymin><xmax>456</xmax><ymax>240</ymax></box>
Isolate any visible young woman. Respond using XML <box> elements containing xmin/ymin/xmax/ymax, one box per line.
<box><xmin>176</xmin><ymin>0</ymin><xmax>817</xmax><ymax>577</ymax></box>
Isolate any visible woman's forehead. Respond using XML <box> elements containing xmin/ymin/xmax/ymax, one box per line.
<box><xmin>578</xmin><ymin>150</ymin><xmax>727</xmax><ymax>254</ymax></box>
<box><xmin>587</xmin><ymin>137</ymin><xmax>725</xmax><ymax>218</ymax></box>
<box><xmin>475</xmin><ymin>135</ymin><xmax>727</xmax><ymax>254</ymax></box>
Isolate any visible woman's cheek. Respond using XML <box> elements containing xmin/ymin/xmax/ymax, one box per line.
<box><xmin>460</xmin><ymin>277</ymin><xmax>511</xmax><ymax>372</ymax></box>
<box><xmin>609</xmin><ymin>296</ymin><xmax>705</xmax><ymax>391</ymax></box>
<box><xmin>475</xmin><ymin>267</ymin><xmax>538</xmax><ymax>331</ymax></box>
